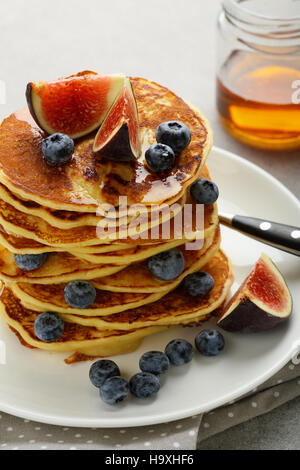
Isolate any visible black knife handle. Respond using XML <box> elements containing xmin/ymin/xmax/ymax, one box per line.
<box><xmin>231</xmin><ymin>215</ymin><xmax>300</xmax><ymax>256</ymax></box>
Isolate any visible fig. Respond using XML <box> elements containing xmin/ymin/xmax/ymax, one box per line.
<box><xmin>26</xmin><ymin>71</ymin><xmax>125</xmax><ymax>139</ymax></box>
<box><xmin>218</xmin><ymin>253</ymin><xmax>292</xmax><ymax>333</ymax></box>
<box><xmin>93</xmin><ymin>77</ymin><xmax>141</xmax><ymax>161</ymax></box>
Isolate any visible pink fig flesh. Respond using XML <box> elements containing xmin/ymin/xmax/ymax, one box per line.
<box><xmin>26</xmin><ymin>71</ymin><xmax>125</xmax><ymax>139</ymax></box>
<box><xmin>218</xmin><ymin>253</ymin><xmax>292</xmax><ymax>333</ymax></box>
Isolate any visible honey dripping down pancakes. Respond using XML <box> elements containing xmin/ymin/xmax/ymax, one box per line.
<box><xmin>0</xmin><ymin>72</ymin><xmax>234</xmax><ymax>363</ymax></box>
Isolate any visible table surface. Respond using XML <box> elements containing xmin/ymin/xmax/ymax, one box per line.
<box><xmin>0</xmin><ymin>0</ymin><xmax>299</xmax><ymax>450</ymax></box>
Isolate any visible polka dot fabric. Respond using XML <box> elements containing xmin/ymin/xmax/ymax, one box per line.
<box><xmin>198</xmin><ymin>360</ymin><xmax>300</xmax><ymax>444</ymax></box>
<box><xmin>0</xmin><ymin>414</ymin><xmax>201</xmax><ymax>450</ymax></box>
<box><xmin>0</xmin><ymin>361</ymin><xmax>299</xmax><ymax>450</ymax></box>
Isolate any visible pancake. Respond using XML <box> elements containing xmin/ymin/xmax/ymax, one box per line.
<box><xmin>0</xmin><ymin>190</ymin><xmax>217</xmax><ymax>251</ymax></box>
<box><xmin>0</xmin><ymin>74</ymin><xmax>234</xmax><ymax>363</ymax></box>
<box><xmin>0</xmin><ymin>164</ymin><xmax>212</xmax><ymax>230</ymax></box>
<box><xmin>92</xmin><ymin>225</ymin><xmax>220</xmax><ymax>293</ymax></box>
<box><xmin>0</xmin><ymin>78</ymin><xmax>212</xmax><ymax>212</ymax></box>
<box><xmin>9</xmin><ymin>227</ymin><xmax>221</xmax><ymax>315</ymax></box>
<box><xmin>0</xmin><ymin>288</ymin><xmax>166</xmax><ymax>356</ymax></box>
<box><xmin>0</xmin><ymin>247</ymin><xmax>126</xmax><ymax>284</ymax></box>
<box><xmin>0</xmin><ymin>182</ymin><xmax>164</xmax><ymax>230</ymax></box>
<box><xmin>0</xmin><ymin>227</ymin><xmax>128</xmax><ymax>255</ymax></box>
<box><xmin>70</xmin><ymin>200</ymin><xmax>218</xmax><ymax>264</ymax></box>
<box><xmin>0</xmin><ymin>193</ymin><xmax>187</xmax><ymax>248</ymax></box>
<box><xmin>60</xmin><ymin>250</ymin><xmax>234</xmax><ymax>330</ymax></box>
<box><xmin>0</xmin><ymin>251</ymin><xmax>233</xmax><ymax>359</ymax></box>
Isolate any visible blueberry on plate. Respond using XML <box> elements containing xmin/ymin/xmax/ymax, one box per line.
<box><xmin>165</xmin><ymin>339</ymin><xmax>194</xmax><ymax>366</ymax></box>
<box><xmin>14</xmin><ymin>253</ymin><xmax>48</xmax><ymax>272</ymax></box>
<box><xmin>89</xmin><ymin>360</ymin><xmax>121</xmax><ymax>388</ymax></box>
<box><xmin>195</xmin><ymin>329</ymin><xmax>225</xmax><ymax>357</ymax></box>
<box><xmin>34</xmin><ymin>312</ymin><xmax>64</xmax><ymax>343</ymax></box>
<box><xmin>145</xmin><ymin>143</ymin><xmax>175</xmax><ymax>173</ymax></box>
<box><xmin>148</xmin><ymin>248</ymin><xmax>185</xmax><ymax>281</ymax></box>
<box><xmin>139</xmin><ymin>351</ymin><xmax>170</xmax><ymax>376</ymax></box>
<box><xmin>42</xmin><ymin>133</ymin><xmax>74</xmax><ymax>166</ymax></box>
<box><xmin>129</xmin><ymin>372</ymin><xmax>160</xmax><ymax>399</ymax></box>
<box><xmin>99</xmin><ymin>376</ymin><xmax>129</xmax><ymax>405</ymax></box>
<box><xmin>64</xmin><ymin>280</ymin><xmax>96</xmax><ymax>309</ymax></box>
<box><xmin>156</xmin><ymin>121</ymin><xmax>191</xmax><ymax>153</ymax></box>
<box><xmin>184</xmin><ymin>271</ymin><xmax>215</xmax><ymax>297</ymax></box>
<box><xmin>190</xmin><ymin>178</ymin><xmax>219</xmax><ymax>205</ymax></box>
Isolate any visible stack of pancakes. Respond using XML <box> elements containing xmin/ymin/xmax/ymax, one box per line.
<box><xmin>0</xmin><ymin>77</ymin><xmax>234</xmax><ymax>363</ymax></box>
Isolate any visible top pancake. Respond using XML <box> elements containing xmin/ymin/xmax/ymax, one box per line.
<box><xmin>0</xmin><ymin>78</ymin><xmax>212</xmax><ymax>212</ymax></box>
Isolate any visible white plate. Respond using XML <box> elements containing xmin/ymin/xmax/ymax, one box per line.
<box><xmin>0</xmin><ymin>147</ymin><xmax>299</xmax><ymax>428</ymax></box>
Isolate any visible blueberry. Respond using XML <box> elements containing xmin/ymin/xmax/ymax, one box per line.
<box><xmin>129</xmin><ymin>372</ymin><xmax>160</xmax><ymax>399</ymax></box>
<box><xmin>64</xmin><ymin>280</ymin><xmax>96</xmax><ymax>309</ymax></box>
<box><xmin>34</xmin><ymin>312</ymin><xmax>64</xmax><ymax>343</ymax></box>
<box><xmin>99</xmin><ymin>376</ymin><xmax>129</xmax><ymax>405</ymax></box>
<box><xmin>165</xmin><ymin>339</ymin><xmax>194</xmax><ymax>366</ymax></box>
<box><xmin>156</xmin><ymin>121</ymin><xmax>191</xmax><ymax>153</ymax></box>
<box><xmin>145</xmin><ymin>143</ymin><xmax>175</xmax><ymax>173</ymax></box>
<box><xmin>139</xmin><ymin>351</ymin><xmax>170</xmax><ymax>376</ymax></box>
<box><xmin>89</xmin><ymin>360</ymin><xmax>120</xmax><ymax>388</ymax></box>
<box><xmin>14</xmin><ymin>253</ymin><xmax>48</xmax><ymax>271</ymax></box>
<box><xmin>190</xmin><ymin>178</ymin><xmax>219</xmax><ymax>205</ymax></box>
<box><xmin>42</xmin><ymin>133</ymin><xmax>74</xmax><ymax>166</ymax></box>
<box><xmin>148</xmin><ymin>248</ymin><xmax>185</xmax><ymax>281</ymax></box>
<box><xmin>184</xmin><ymin>272</ymin><xmax>215</xmax><ymax>297</ymax></box>
<box><xmin>195</xmin><ymin>330</ymin><xmax>225</xmax><ymax>357</ymax></box>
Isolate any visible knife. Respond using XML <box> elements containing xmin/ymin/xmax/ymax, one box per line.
<box><xmin>219</xmin><ymin>213</ymin><xmax>300</xmax><ymax>257</ymax></box>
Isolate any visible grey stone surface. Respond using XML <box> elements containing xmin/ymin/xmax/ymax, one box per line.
<box><xmin>198</xmin><ymin>396</ymin><xmax>300</xmax><ymax>450</ymax></box>
<box><xmin>0</xmin><ymin>0</ymin><xmax>299</xmax><ymax>450</ymax></box>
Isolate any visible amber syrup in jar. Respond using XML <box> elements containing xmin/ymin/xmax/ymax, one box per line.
<box><xmin>217</xmin><ymin>0</ymin><xmax>300</xmax><ymax>150</ymax></box>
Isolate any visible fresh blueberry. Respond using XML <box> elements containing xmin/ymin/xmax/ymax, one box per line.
<box><xmin>195</xmin><ymin>330</ymin><xmax>225</xmax><ymax>357</ymax></box>
<box><xmin>165</xmin><ymin>339</ymin><xmax>194</xmax><ymax>366</ymax></box>
<box><xmin>184</xmin><ymin>272</ymin><xmax>215</xmax><ymax>297</ymax></box>
<box><xmin>145</xmin><ymin>143</ymin><xmax>175</xmax><ymax>173</ymax></box>
<box><xmin>139</xmin><ymin>351</ymin><xmax>170</xmax><ymax>376</ymax></box>
<box><xmin>129</xmin><ymin>372</ymin><xmax>160</xmax><ymax>399</ymax></box>
<box><xmin>42</xmin><ymin>133</ymin><xmax>74</xmax><ymax>166</ymax></box>
<box><xmin>34</xmin><ymin>312</ymin><xmax>64</xmax><ymax>343</ymax></box>
<box><xmin>64</xmin><ymin>280</ymin><xmax>96</xmax><ymax>309</ymax></box>
<box><xmin>148</xmin><ymin>248</ymin><xmax>185</xmax><ymax>281</ymax></box>
<box><xmin>190</xmin><ymin>178</ymin><xmax>219</xmax><ymax>205</ymax></box>
<box><xmin>14</xmin><ymin>253</ymin><xmax>48</xmax><ymax>271</ymax></box>
<box><xmin>156</xmin><ymin>121</ymin><xmax>191</xmax><ymax>153</ymax></box>
<box><xmin>89</xmin><ymin>360</ymin><xmax>120</xmax><ymax>388</ymax></box>
<box><xmin>99</xmin><ymin>376</ymin><xmax>129</xmax><ymax>405</ymax></box>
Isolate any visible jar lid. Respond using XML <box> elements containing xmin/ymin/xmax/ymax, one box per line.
<box><xmin>224</xmin><ymin>0</ymin><xmax>300</xmax><ymax>22</ymax></box>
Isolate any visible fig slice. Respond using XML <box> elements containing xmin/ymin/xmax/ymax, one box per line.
<box><xmin>26</xmin><ymin>71</ymin><xmax>125</xmax><ymax>139</ymax></box>
<box><xmin>218</xmin><ymin>253</ymin><xmax>292</xmax><ymax>333</ymax></box>
<box><xmin>93</xmin><ymin>77</ymin><xmax>141</xmax><ymax>161</ymax></box>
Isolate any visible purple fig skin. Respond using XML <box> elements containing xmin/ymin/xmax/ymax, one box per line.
<box><xmin>25</xmin><ymin>83</ymin><xmax>41</xmax><ymax>130</ymax></box>
<box><xmin>218</xmin><ymin>297</ymin><xmax>291</xmax><ymax>333</ymax></box>
<box><xmin>95</xmin><ymin>124</ymin><xmax>136</xmax><ymax>162</ymax></box>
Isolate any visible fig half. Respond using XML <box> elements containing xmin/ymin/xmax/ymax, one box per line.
<box><xmin>26</xmin><ymin>71</ymin><xmax>125</xmax><ymax>139</ymax></box>
<box><xmin>93</xmin><ymin>77</ymin><xmax>141</xmax><ymax>161</ymax></box>
<box><xmin>218</xmin><ymin>253</ymin><xmax>292</xmax><ymax>332</ymax></box>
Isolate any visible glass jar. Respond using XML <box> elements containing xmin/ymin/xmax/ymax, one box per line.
<box><xmin>217</xmin><ymin>0</ymin><xmax>300</xmax><ymax>151</ymax></box>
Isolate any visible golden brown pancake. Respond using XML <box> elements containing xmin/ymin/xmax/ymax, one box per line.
<box><xmin>0</xmin><ymin>75</ymin><xmax>233</xmax><ymax>364</ymax></box>
<box><xmin>60</xmin><ymin>250</ymin><xmax>234</xmax><ymax>330</ymax></box>
<box><xmin>0</xmin><ymin>251</ymin><xmax>233</xmax><ymax>360</ymax></box>
<box><xmin>92</xmin><ymin>226</ymin><xmax>220</xmax><ymax>293</ymax></box>
<box><xmin>0</xmin><ymin>227</ymin><xmax>127</xmax><ymax>255</ymax></box>
<box><xmin>0</xmin><ymin>193</ymin><xmax>187</xmax><ymax>247</ymax></box>
<box><xmin>0</xmin><ymin>287</ymin><xmax>166</xmax><ymax>357</ymax></box>
<box><xmin>0</xmin><ymin>78</ymin><xmax>212</xmax><ymax>212</ymax></box>
<box><xmin>9</xmin><ymin>227</ymin><xmax>220</xmax><ymax>315</ymax></box>
<box><xmin>0</xmin><ymin>247</ymin><xmax>126</xmax><ymax>284</ymax></box>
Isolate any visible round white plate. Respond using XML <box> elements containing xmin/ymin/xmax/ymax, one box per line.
<box><xmin>0</xmin><ymin>147</ymin><xmax>299</xmax><ymax>428</ymax></box>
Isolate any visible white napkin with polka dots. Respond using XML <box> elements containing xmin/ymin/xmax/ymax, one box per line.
<box><xmin>0</xmin><ymin>361</ymin><xmax>299</xmax><ymax>450</ymax></box>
